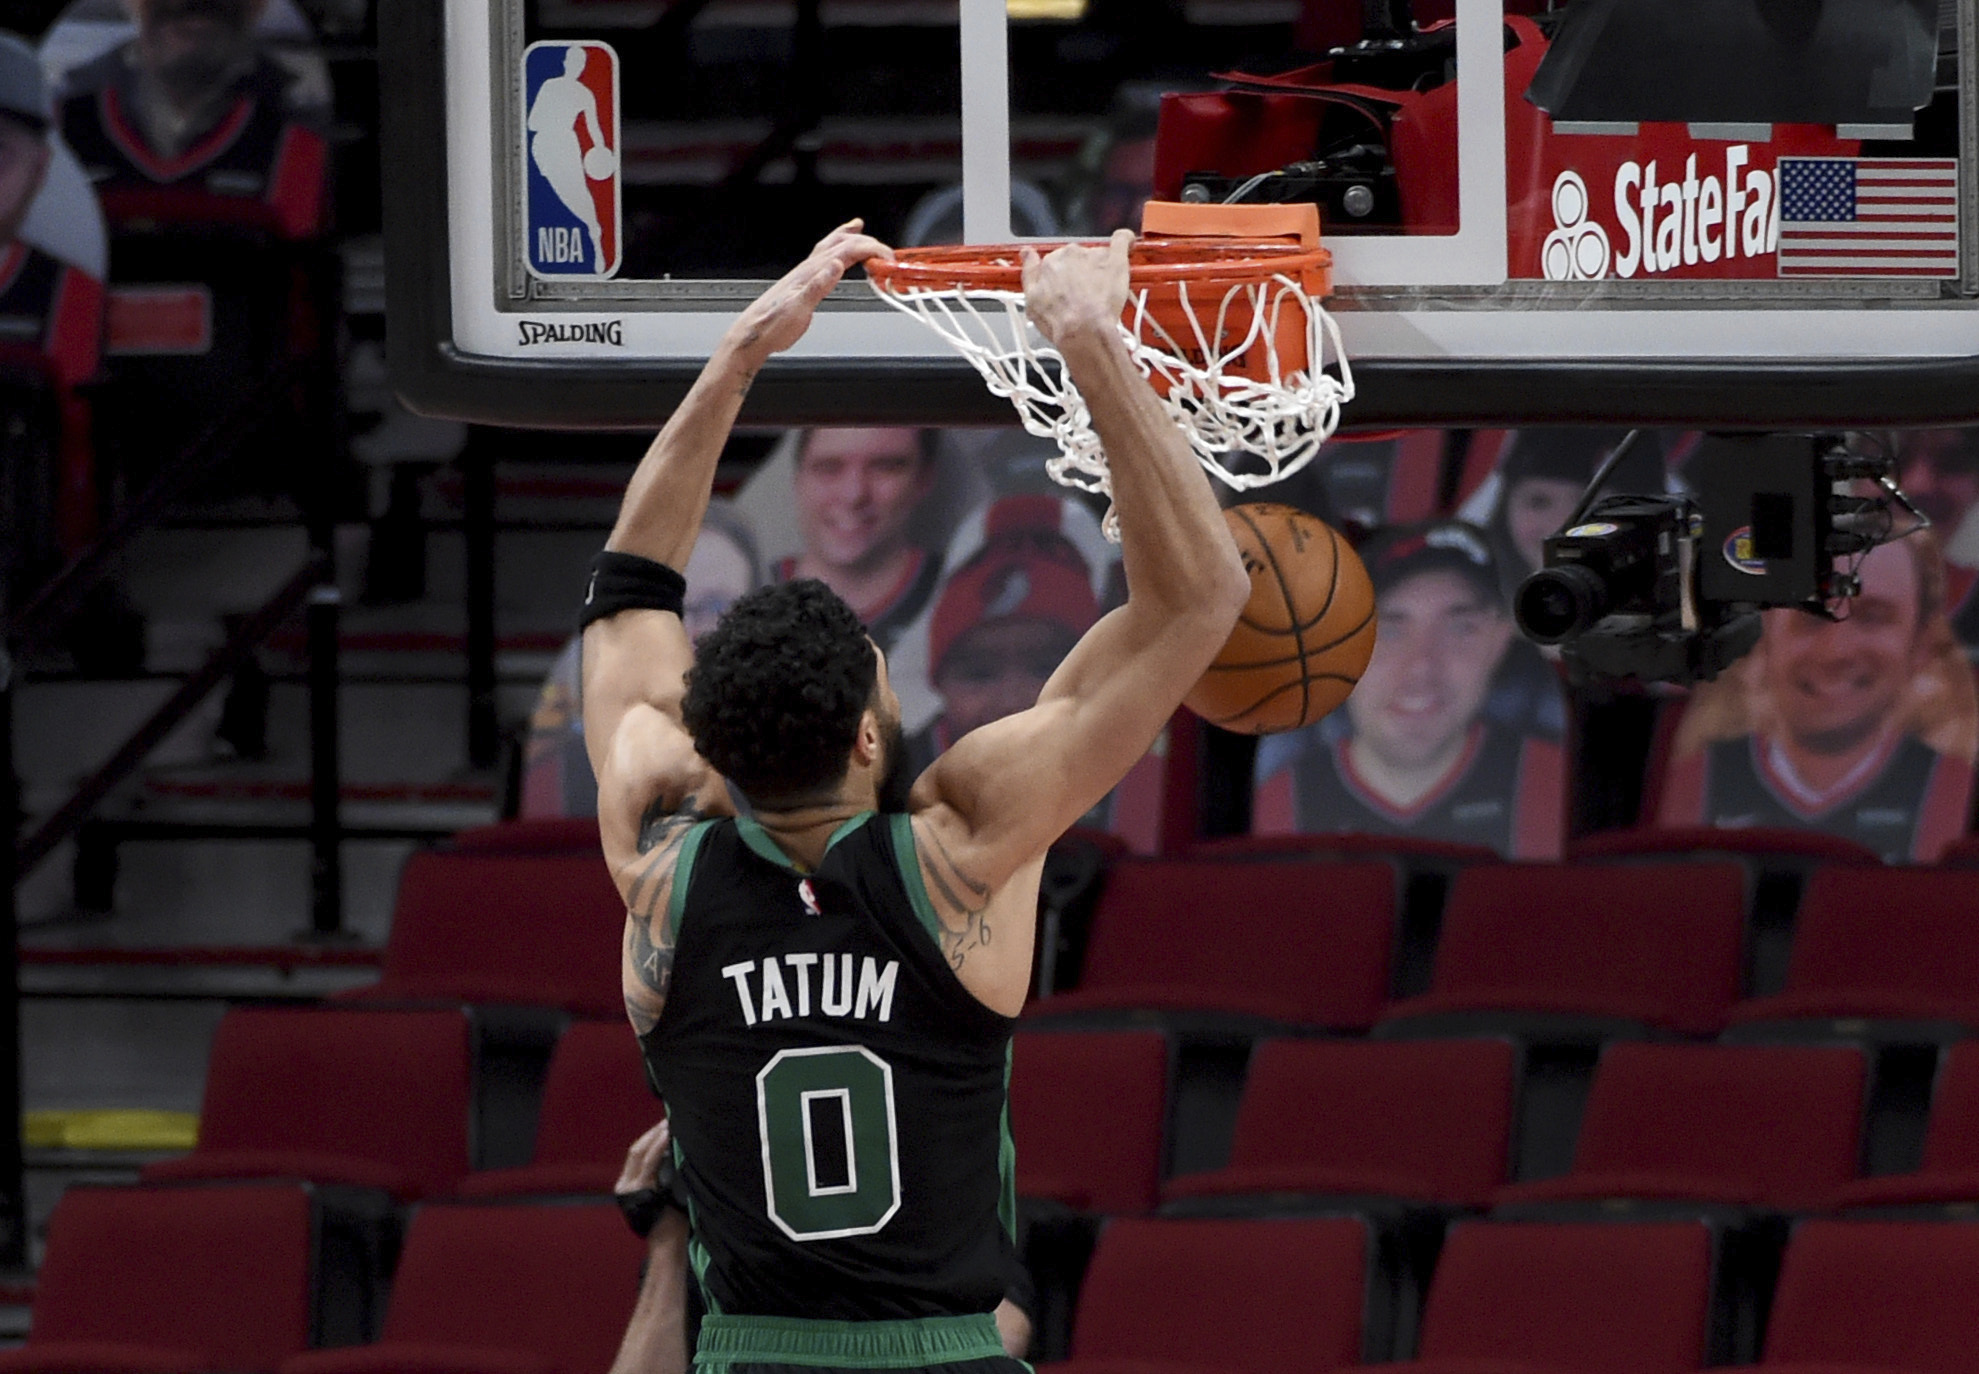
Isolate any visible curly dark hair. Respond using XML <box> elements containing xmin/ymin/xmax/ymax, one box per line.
<box><xmin>682</xmin><ymin>580</ymin><xmax>878</xmax><ymax>805</ymax></box>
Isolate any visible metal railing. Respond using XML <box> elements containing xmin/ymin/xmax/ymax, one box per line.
<box><xmin>5</xmin><ymin>358</ymin><xmax>352</xmax><ymax>936</ymax></box>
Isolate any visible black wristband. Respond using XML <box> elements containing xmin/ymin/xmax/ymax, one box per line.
<box><xmin>580</xmin><ymin>551</ymin><xmax>686</xmax><ymax>631</ymax></box>
<box><xmin>617</xmin><ymin>1187</ymin><xmax>666</xmax><ymax>1240</ymax></box>
<box><xmin>617</xmin><ymin>1154</ymin><xmax>687</xmax><ymax>1239</ymax></box>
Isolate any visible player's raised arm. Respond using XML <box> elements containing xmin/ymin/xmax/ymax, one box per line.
<box><xmin>907</xmin><ymin>230</ymin><xmax>1250</xmax><ymax>1010</ymax></box>
<box><xmin>583</xmin><ymin>220</ymin><xmax>891</xmax><ymax>1030</ymax></box>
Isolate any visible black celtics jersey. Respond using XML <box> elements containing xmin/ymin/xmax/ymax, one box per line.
<box><xmin>640</xmin><ymin>812</ymin><xmax>1016</xmax><ymax>1322</ymax></box>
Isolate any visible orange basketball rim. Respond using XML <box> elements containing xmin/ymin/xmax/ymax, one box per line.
<box><xmin>867</xmin><ymin>201</ymin><xmax>1353</xmax><ymax>540</ymax></box>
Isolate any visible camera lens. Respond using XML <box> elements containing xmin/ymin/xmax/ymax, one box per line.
<box><xmin>1515</xmin><ymin>565</ymin><xmax>1608</xmax><ymax>645</ymax></box>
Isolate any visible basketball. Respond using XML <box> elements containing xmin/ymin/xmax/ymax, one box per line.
<box><xmin>1184</xmin><ymin>503</ymin><xmax>1377</xmax><ymax>734</ymax></box>
<box><xmin>584</xmin><ymin>146</ymin><xmax>616</xmax><ymax>180</ymax></box>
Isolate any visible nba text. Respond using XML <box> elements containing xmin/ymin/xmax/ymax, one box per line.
<box><xmin>536</xmin><ymin>227</ymin><xmax>595</xmax><ymax>265</ymax></box>
<box><xmin>722</xmin><ymin>954</ymin><xmax>899</xmax><ymax>1026</ymax></box>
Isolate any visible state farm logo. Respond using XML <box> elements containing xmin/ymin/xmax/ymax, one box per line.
<box><xmin>1521</xmin><ymin>141</ymin><xmax>1791</xmax><ymax>283</ymax></box>
<box><xmin>1610</xmin><ymin>147</ymin><xmax>1779</xmax><ymax>279</ymax></box>
<box><xmin>1542</xmin><ymin>172</ymin><xmax>1610</xmax><ymax>281</ymax></box>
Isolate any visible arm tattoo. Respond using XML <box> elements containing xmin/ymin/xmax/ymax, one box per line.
<box><xmin>637</xmin><ymin>792</ymin><xmax>701</xmax><ymax>854</ymax></box>
<box><xmin>624</xmin><ymin>911</ymin><xmax>670</xmax><ymax>1036</ymax></box>
<box><xmin>620</xmin><ymin>790</ymin><xmax>715</xmax><ymax>1033</ymax></box>
<box><xmin>914</xmin><ymin>819</ymin><xmax>994</xmax><ymax>971</ymax></box>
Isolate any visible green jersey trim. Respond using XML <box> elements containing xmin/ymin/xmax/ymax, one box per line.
<box><xmin>735</xmin><ymin>812</ymin><xmax>876</xmax><ymax>874</ymax></box>
<box><xmin>887</xmin><ymin>814</ymin><xmax>945</xmax><ymax>952</ymax></box>
<box><xmin>997</xmin><ymin>1042</ymin><xmax>1017</xmax><ymax>1243</ymax></box>
<box><xmin>693</xmin><ymin>1312</ymin><xmax>1004</xmax><ymax>1369</ymax></box>
<box><xmin>828</xmin><ymin>811</ymin><xmax>878</xmax><ymax>851</ymax></box>
<box><xmin>671</xmin><ymin>1133</ymin><xmax>722</xmax><ymax>1316</ymax></box>
<box><xmin>665</xmin><ymin>820</ymin><xmax>718</xmax><ymax>945</ymax></box>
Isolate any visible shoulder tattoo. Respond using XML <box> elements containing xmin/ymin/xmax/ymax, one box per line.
<box><xmin>912</xmin><ymin>817</ymin><xmax>995</xmax><ymax>972</ymax></box>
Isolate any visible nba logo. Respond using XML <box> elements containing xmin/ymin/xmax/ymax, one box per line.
<box><xmin>522</xmin><ymin>41</ymin><xmax>621</xmax><ymax>280</ymax></box>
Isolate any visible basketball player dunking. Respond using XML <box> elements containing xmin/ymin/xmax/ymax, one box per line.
<box><xmin>581</xmin><ymin>221</ymin><xmax>1247</xmax><ymax>1374</ymax></box>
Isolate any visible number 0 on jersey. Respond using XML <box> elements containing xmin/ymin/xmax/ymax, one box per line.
<box><xmin>756</xmin><ymin>1045</ymin><xmax>902</xmax><ymax>1242</ymax></box>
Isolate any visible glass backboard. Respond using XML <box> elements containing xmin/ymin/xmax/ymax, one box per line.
<box><xmin>380</xmin><ymin>0</ymin><xmax>1979</xmax><ymax>427</ymax></box>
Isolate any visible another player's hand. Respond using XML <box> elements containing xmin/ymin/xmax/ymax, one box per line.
<box><xmin>729</xmin><ymin>220</ymin><xmax>893</xmax><ymax>364</ymax></box>
<box><xmin>1022</xmin><ymin>229</ymin><xmax>1132</xmax><ymax>350</ymax></box>
<box><xmin>616</xmin><ymin>1118</ymin><xmax>672</xmax><ymax>1195</ymax></box>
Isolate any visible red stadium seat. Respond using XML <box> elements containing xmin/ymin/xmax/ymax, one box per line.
<box><xmin>338</xmin><ymin>850</ymin><xmax>625</xmax><ymax>1016</ymax></box>
<box><xmin>1056</xmin><ymin>825</ymin><xmax>1133</xmax><ymax>862</ymax></box>
<box><xmin>1009</xmin><ymin>1030</ymin><xmax>1169</xmax><ymax>1214</ymax></box>
<box><xmin>1834</xmin><ymin>1041</ymin><xmax>1979</xmax><ymax>1207</ymax></box>
<box><xmin>1569</xmin><ymin>829</ymin><xmax>1880</xmax><ymax>1001</ymax></box>
<box><xmin>1038</xmin><ymin>1216</ymin><xmax>1370</xmax><ymax>1374</ymax></box>
<box><xmin>1494</xmin><ymin>1043</ymin><xmax>1865</xmax><ymax>1211</ymax></box>
<box><xmin>1570</xmin><ymin>826</ymin><xmax>1883</xmax><ymax>865</ymax></box>
<box><xmin>141</xmin><ymin>1006</ymin><xmax>473</xmax><ymax>1201</ymax></box>
<box><xmin>1351</xmin><ymin>1219</ymin><xmax>1713</xmax><ymax>1374</ymax></box>
<box><xmin>448</xmin><ymin>818</ymin><xmax>602</xmax><ymax>854</ymax></box>
<box><xmin>1379</xmin><ymin>862</ymin><xmax>1746</xmax><ymax>1037</ymax></box>
<box><xmin>456</xmin><ymin>1019</ymin><xmax>660</xmax><ymax>1198</ymax></box>
<box><xmin>1027</xmin><ymin>859</ymin><xmax>1396</xmax><ymax>1029</ymax></box>
<box><xmin>1931</xmin><ymin>833</ymin><xmax>1979</xmax><ymax>867</ymax></box>
<box><xmin>1188</xmin><ymin>833</ymin><xmax>1496</xmax><ymax>863</ymax></box>
<box><xmin>1163</xmin><ymin>1038</ymin><xmax>1515</xmax><ymax>1207</ymax></box>
<box><xmin>279</xmin><ymin>1202</ymin><xmax>644</xmax><ymax>1374</ymax></box>
<box><xmin>0</xmin><ymin>1183</ymin><xmax>315</xmax><ymax>1374</ymax></box>
<box><xmin>1728</xmin><ymin>867</ymin><xmax>1979</xmax><ymax>1031</ymax></box>
<box><xmin>1759</xmin><ymin>1220</ymin><xmax>1979</xmax><ymax>1374</ymax></box>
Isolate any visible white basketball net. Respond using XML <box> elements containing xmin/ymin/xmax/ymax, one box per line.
<box><xmin>871</xmin><ymin>273</ymin><xmax>1354</xmax><ymax>540</ymax></box>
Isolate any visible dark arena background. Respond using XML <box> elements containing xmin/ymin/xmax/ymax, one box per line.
<box><xmin>0</xmin><ymin>0</ymin><xmax>1974</xmax><ymax>1367</ymax></box>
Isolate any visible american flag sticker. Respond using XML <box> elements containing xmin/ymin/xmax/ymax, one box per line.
<box><xmin>1777</xmin><ymin>157</ymin><xmax>1960</xmax><ymax>278</ymax></box>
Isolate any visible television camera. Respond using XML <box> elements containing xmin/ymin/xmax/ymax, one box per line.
<box><xmin>1512</xmin><ymin>432</ymin><xmax>1925</xmax><ymax>686</ymax></box>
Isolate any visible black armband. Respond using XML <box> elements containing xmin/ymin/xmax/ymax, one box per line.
<box><xmin>580</xmin><ymin>551</ymin><xmax>687</xmax><ymax>631</ymax></box>
<box><xmin>617</xmin><ymin>1153</ymin><xmax>687</xmax><ymax>1239</ymax></box>
<box><xmin>617</xmin><ymin>1188</ymin><xmax>666</xmax><ymax>1240</ymax></box>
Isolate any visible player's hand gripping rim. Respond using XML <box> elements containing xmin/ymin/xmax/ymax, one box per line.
<box><xmin>729</xmin><ymin>219</ymin><xmax>894</xmax><ymax>364</ymax></box>
<box><xmin>1021</xmin><ymin>228</ymin><xmax>1133</xmax><ymax>352</ymax></box>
